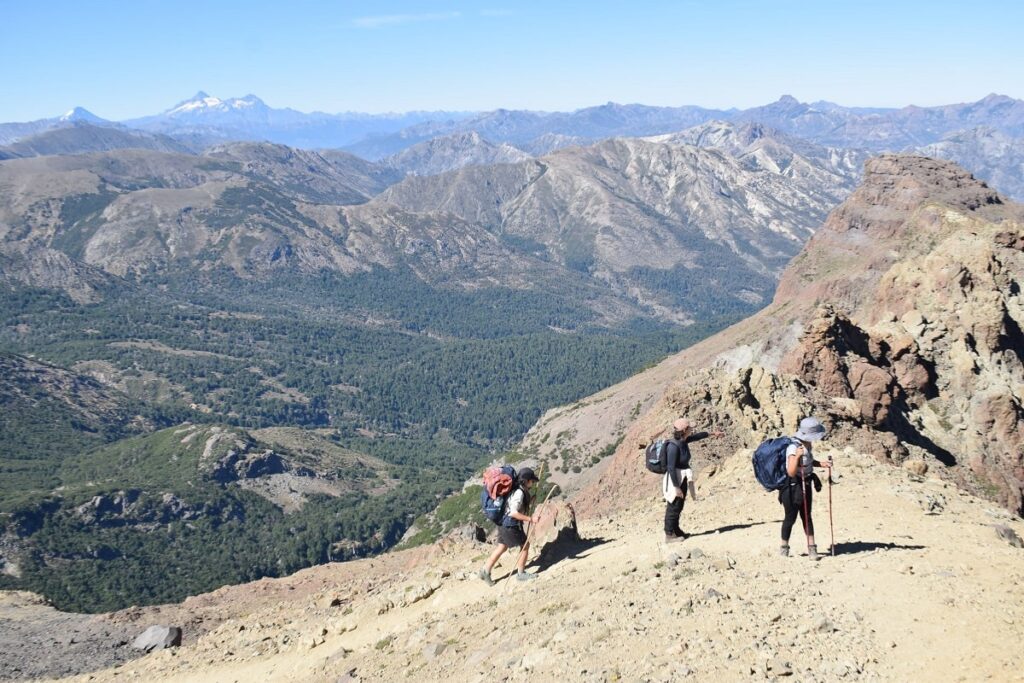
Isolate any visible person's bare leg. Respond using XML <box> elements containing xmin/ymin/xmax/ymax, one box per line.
<box><xmin>484</xmin><ymin>544</ymin><xmax>506</xmax><ymax>572</ymax></box>
<box><xmin>479</xmin><ymin>544</ymin><xmax>507</xmax><ymax>585</ymax></box>
<box><xmin>516</xmin><ymin>541</ymin><xmax>530</xmax><ymax>573</ymax></box>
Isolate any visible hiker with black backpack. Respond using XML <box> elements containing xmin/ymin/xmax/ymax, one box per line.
<box><xmin>650</xmin><ymin>418</ymin><xmax>724</xmax><ymax>543</ymax></box>
<box><xmin>778</xmin><ymin>417</ymin><xmax>831</xmax><ymax>560</ymax></box>
<box><xmin>478</xmin><ymin>467</ymin><xmax>541</xmax><ymax>585</ymax></box>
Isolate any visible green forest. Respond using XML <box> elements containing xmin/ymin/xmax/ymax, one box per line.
<box><xmin>0</xmin><ymin>268</ymin><xmax>750</xmax><ymax>612</ymax></box>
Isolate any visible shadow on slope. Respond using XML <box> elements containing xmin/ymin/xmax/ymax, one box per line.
<box><xmin>832</xmin><ymin>540</ymin><xmax>926</xmax><ymax>555</ymax></box>
<box><xmin>689</xmin><ymin>520</ymin><xmax>777</xmax><ymax>537</ymax></box>
<box><xmin>530</xmin><ymin>536</ymin><xmax>612</xmax><ymax>574</ymax></box>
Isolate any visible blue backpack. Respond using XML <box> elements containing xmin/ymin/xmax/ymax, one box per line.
<box><xmin>752</xmin><ymin>437</ymin><xmax>798</xmax><ymax>491</ymax></box>
<box><xmin>480</xmin><ymin>465</ymin><xmax>516</xmax><ymax>524</ymax></box>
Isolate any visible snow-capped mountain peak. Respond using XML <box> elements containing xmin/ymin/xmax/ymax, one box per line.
<box><xmin>163</xmin><ymin>92</ymin><xmax>268</xmax><ymax>116</ymax></box>
<box><xmin>59</xmin><ymin>106</ymin><xmax>104</xmax><ymax>123</ymax></box>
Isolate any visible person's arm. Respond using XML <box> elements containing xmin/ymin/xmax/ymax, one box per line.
<box><xmin>685</xmin><ymin>429</ymin><xmax>726</xmax><ymax>443</ymax></box>
<box><xmin>509</xmin><ymin>510</ymin><xmax>538</xmax><ymax>523</ymax></box>
<box><xmin>685</xmin><ymin>431</ymin><xmax>710</xmax><ymax>444</ymax></box>
<box><xmin>507</xmin><ymin>491</ymin><xmax>538</xmax><ymax>523</ymax></box>
<box><xmin>786</xmin><ymin>444</ymin><xmax>802</xmax><ymax>477</ymax></box>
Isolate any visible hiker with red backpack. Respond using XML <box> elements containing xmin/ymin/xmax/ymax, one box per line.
<box><xmin>648</xmin><ymin>418</ymin><xmax>725</xmax><ymax>543</ymax></box>
<box><xmin>479</xmin><ymin>467</ymin><xmax>541</xmax><ymax>585</ymax></box>
<box><xmin>778</xmin><ymin>417</ymin><xmax>831</xmax><ymax>560</ymax></box>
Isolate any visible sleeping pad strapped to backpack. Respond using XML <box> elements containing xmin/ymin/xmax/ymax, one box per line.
<box><xmin>480</xmin><ymin>465</ymin><xmax>516</xmax><ymax>523</ymax></box>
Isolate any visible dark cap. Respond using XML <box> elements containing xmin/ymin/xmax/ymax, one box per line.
<box><xmin>518</xmin><ymin>467</ymin><xmax>539</xmax><ymax>482</ymax></box>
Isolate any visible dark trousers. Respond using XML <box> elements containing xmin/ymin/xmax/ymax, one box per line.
<box><xmin>663</xmin><ymin>481</ymin><xmax>688</xmax><ymax>535</ymax></box>
<box><xmin>780</xmin><ymin>479</ymin><xmax>814</xmax><ymax>542</ymax></box>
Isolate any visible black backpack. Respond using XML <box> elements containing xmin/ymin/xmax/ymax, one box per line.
<box><xmin>644</xmin><ymin>440</ymin><xmax>670</xmax><ymax>474</ymax></box>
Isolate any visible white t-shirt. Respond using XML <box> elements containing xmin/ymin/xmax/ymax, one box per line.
<box><xmin>786</xmin><ymin>442</ymin><xmax>813</xmax><ymax>477</ymax></box>
<box><xmin>506</xmin><ymin>488</ymin><xmax>526</xmax><ymax>518</ymax></box>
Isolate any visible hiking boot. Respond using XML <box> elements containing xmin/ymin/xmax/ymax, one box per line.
<box><xmin>779</xmin><ymin>545</ymin><xmax>790</xmax><ymax>557</ymax></box>
<box><xmin>808</xmin><ymin>544</ymin><xmax>820</xmax><ymax>561</ymax></box>
<box><xmin>665</xmin><ymin>533</ymin><xmax>686</xmax><ymax>544</ymax></box>
<box><xmin>478</xmin><ymin>568</ymin><xmax>494</xmax><ymax>586</ymax></box>
<box><xmin>516</xmin><ymin>571</ymin><xmax>537</xmax><ymax>582</ymax></box>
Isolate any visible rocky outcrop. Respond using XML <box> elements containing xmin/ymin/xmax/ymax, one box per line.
<box><xmin>131</xmin><ymin>625</ymin><xmax>182</xmax><ymax>652</ymax></box>
<box><xmin>208</xmin><ymin>449</ymin><xmax>287</xmax><ymax>483</ymax></box>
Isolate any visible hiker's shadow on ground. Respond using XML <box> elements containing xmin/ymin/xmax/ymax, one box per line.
<box><xmin>689</xmin><ymin>520</ymin><xmax>775</xmax><ymax>538</ymax></box>
<box><xmin>529</xmin><ymin>536</ymin><xmax>612</xmax><ymax>573</ymax></box>
<box><xmin>832</xmin><ymin>541</ymin><xmax>926</xmax><ymax>555</ymax></box>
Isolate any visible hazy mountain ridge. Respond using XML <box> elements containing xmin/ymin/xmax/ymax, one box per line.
<box><xmin>914</xmin><ymin>126</ymin><xmax>1024</xmax><ymax>200</ymax></box>
<box><xmin>382</xmin><ymin>131</ymin><xmax>531</xmax><ymax>176</ymax></box>
<box><xmin>345</xmin><ymin>93</ymin><xmax>1024</xmax><ymax>159</ymax></box>
<box><xmin>0</xmin><ymin>123</ymin><xmax>192</xmax><ymax>158</ymax></box>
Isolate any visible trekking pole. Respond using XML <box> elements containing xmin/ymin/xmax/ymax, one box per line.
<box><xmin>828</xmin><ymin>455</ymin><xmax>835</xmax><ymax>556</ymax></box>
<box><xmin>523</xmin><ymin>462</ymin><xmax>546</xmax><ymax>539</ymax></box>
<box><xmin>515</xmin><ymin>481</ymin><xmax>560</xmax><ymax>569</ymax></box>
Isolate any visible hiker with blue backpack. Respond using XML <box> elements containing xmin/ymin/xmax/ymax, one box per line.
<box><xmin>479</xmin><ymin>467</ymin><xmax>541</xmax><ymax>585</ymax></box>
<box><xmin>645</xmin><ymin>417</ymin><xmax>725</xmax><ymax>543</ymax></box>
<box><xmin>753</xmin><ymin>416</ymin><xmax>832</xmax><ymax>560</ymax></box>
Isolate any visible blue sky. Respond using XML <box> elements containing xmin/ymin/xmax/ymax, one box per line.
<box><xmin>1</xmin><ymin>0</ymin><xmax>1022</xmax><ymax>121</ymax></box>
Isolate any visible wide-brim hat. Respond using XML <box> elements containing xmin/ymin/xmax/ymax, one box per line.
<box><xmin>795</xmin><ymin>417</ymin><xmax>827</xmax><ymax>441</ymax></box>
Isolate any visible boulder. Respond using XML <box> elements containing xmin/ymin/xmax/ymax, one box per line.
<box><xmin>903</xmin><ymin>460</ymin><xmax>929</xmax><ymax>476</ymax></box>
<box><xmin>995</xmin><ymin>525</ymin><xmax>1024</xmax><ymax>548</ymax></box>
<box><xmin>132</xmin><ymin>625</ymin><xmax>182</xmax><ymax>652</ymax></box>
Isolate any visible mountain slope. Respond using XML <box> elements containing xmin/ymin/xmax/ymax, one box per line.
<box><xmin>0</xmin><ymin>123</ymin><xmax>192</xmax><ymax>158</ymax></box>
<box><xmin>379</xmin><ymin>136</ymin><xmax>854</xmax><ymax>321</ymax></box>
<box><xmin>915</xmin><ymin>126</ymin><xmax>1024</xmax><ymax>201</ymax></box>
<box><xmin>382</xmin><ymin>131</ymin><xmax>531</xmax><ymax>176</ymax></box>
<box><xmin>202</xmin><ymin>142</ymin><xmax>401</xmax><ymax>204</ymax></box>
<box><xmin>6</xmin><ymin>444</ymin><xmax>1022</xmax><ymax>681</ymax></box>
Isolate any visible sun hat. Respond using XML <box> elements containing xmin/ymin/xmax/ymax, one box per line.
<box><xmin>795</xmin><ymin>417</ymin><xmax>827</xmax><ymax>441</ymax></box>
<box><xmin>672</xmin><ymin>418</ymin><xmax>691</xmax><ymax>432</ymax></box>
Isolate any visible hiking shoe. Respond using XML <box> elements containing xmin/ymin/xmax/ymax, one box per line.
<box><xmin>516</xmin><ymin>571</ymin><xmax>537</xmax><ymax>582</ymax></box>
<box><xmin>665</xmin><ymin>534</ymin><xmax>686</xmax><ymax>544</ymax></box>
<box><xmin>779</xmin><ymin>545</ymin><xmax>790</xmax><ymax>557</ymax></box>
<box><xmin>478</xmin><ymin>568</ymin><xmax>494</xmax><ymax>586</ymax></box>
<box><xmin>808</xmin><ymin>544</ymin><xmax>820</xmax><ymax>561</ymax></box>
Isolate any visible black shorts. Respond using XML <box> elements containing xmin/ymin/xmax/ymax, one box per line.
<box><xmin>498</xmin><ymin>525</ymin><xmax>527</xmax><ymax>548</ymax></box>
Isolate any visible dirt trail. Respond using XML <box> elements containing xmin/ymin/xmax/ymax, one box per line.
<box><xmin>35</xmin><ymin>449</ymin><xmax>1024</xmax><ymax>682</ymax></box>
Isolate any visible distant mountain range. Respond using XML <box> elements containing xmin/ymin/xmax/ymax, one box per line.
<box><xmin>3</xmin><ymin>92</ymin><xmax>1022</xmax><ymax>200</ymax></box>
